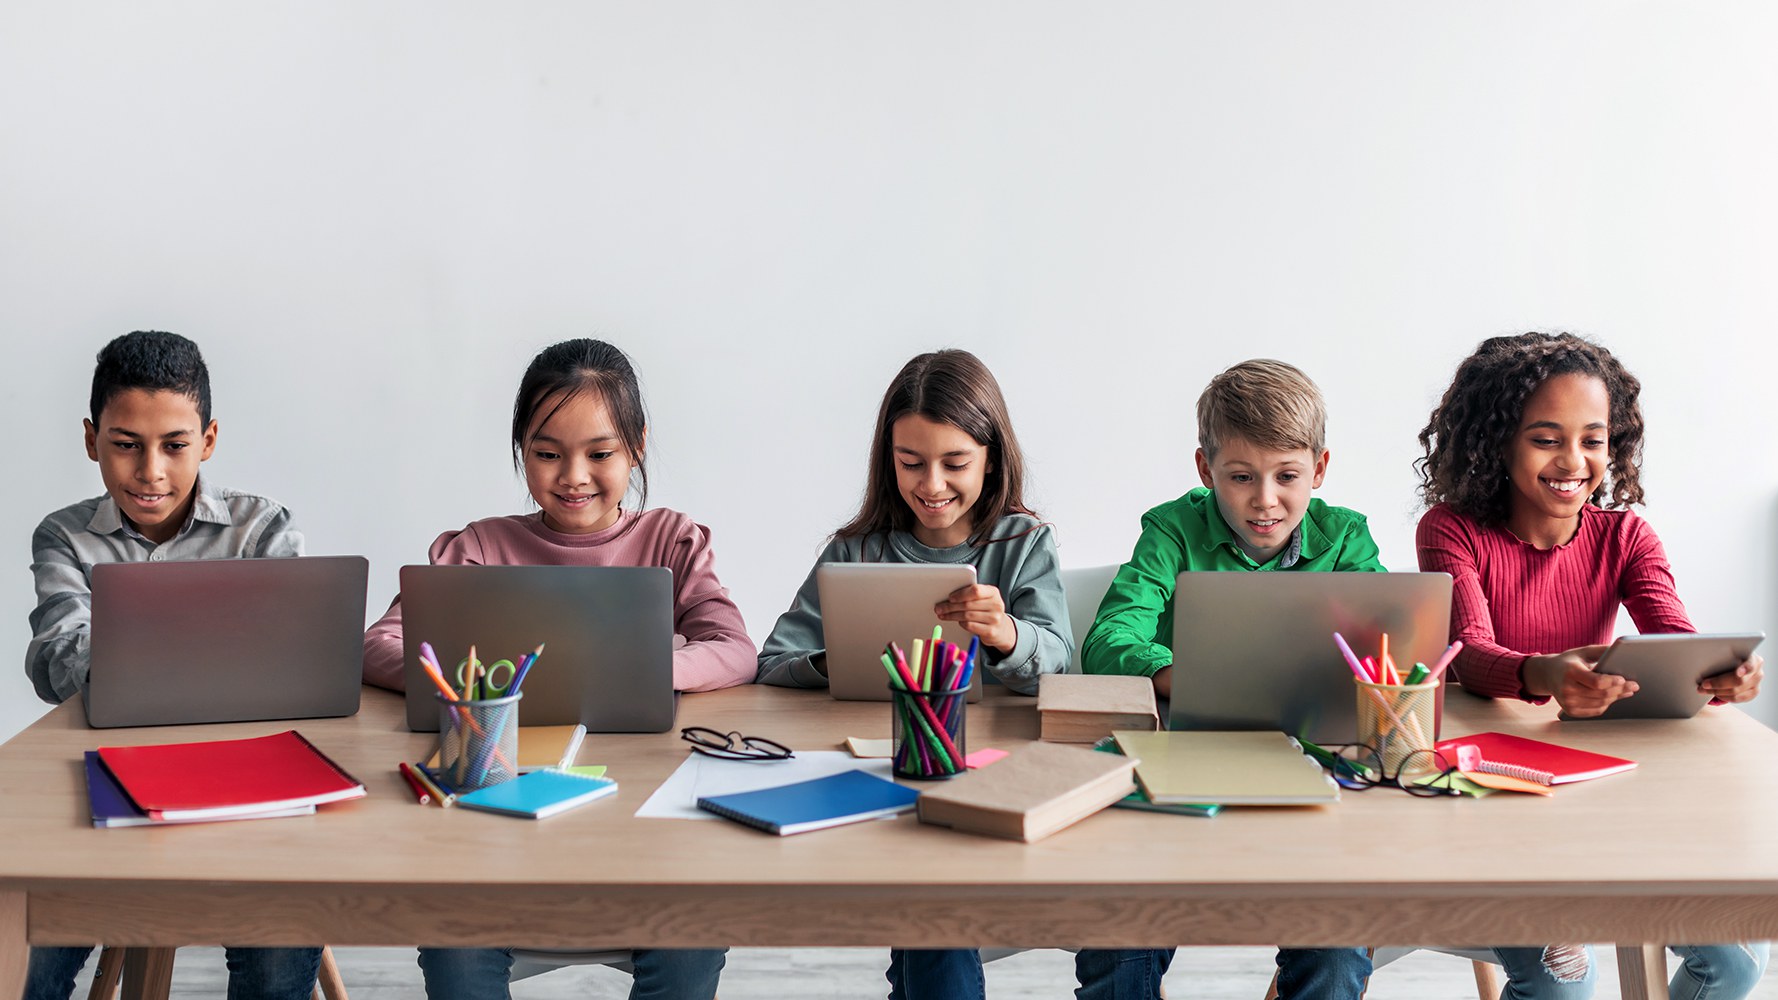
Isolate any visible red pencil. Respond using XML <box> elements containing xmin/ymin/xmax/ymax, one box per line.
<box><xmin>396</xmin><ymin>762</ymin><xmax>432</xmax><ymax>806</ymax></box>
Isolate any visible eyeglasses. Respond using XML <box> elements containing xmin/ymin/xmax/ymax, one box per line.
<box><xmin>1320</xmin><ymin>743</ymin><xmax>1463</xmax><ymax>798</ymax></box>
<box><xmin>679</xmin><ymin>727</ymin><xmax>795</xmax><ymax>762</ymax></box>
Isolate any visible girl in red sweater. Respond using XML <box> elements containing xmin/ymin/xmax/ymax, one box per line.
<box><xmin>1416</xmin><ymin>331</ymin><xmax>1765</xmax><ymax>999</ymax></box>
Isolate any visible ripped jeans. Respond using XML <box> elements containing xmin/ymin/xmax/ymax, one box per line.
<box><xmin>1493</xmin><ymin>942</ymin><xmax>1769</xmax><ymax>1000</ymax></box>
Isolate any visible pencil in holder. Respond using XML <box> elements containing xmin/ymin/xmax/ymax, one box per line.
<box><xmin>1353</xmin><ymin>678</ymin><xmax>1439</xmax><ymax>777</ymax></box>
<box><xmin>890</xmin><ymin>684</ymin><xmax>967</xmax><ymax>780</ymax></box>
<box><xmin>436</xmin><ymin>691</ymin><xmax>522</xmax><ymax>792</ymax></box>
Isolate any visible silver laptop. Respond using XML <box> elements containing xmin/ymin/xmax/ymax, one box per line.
<box><xmin>400</xmin><ymin>565</ymin><xmax>675</xmax><ymax>732</ymax></box>
<box><xmin>1168</xmin><ymin>572</ymin><xmax>1453</xmax><ymax>743</ymax></box>
<box><xmin>86</xmin><ymin>556</ymin><xmax>368</xmax><ymax>728</ymax></box>
<box><xmin>817</xmin><ymin>563</ymin><xmax>984</xmax><ymax>702</ymax></box>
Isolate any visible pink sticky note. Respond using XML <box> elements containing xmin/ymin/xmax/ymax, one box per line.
<box><xmin>964</xmin><ymin>748</ymin><xmax>1009</xmax><ymax>769</ymax></box>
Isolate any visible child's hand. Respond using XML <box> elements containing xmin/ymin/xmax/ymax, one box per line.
<box><xmin>1524</xmin><ymin>644</ymin><xmax>1637</xmax><ymax>717</ymax></box>
<box><xmin>1699</xmin><ymin>653</ymin><xmax>1764</xmax><ymax>704</ymax></box>
<box><xmin>935</xmin><ymin>584</ymin><xmax>1017</xmax><ymax>654</ymax></box>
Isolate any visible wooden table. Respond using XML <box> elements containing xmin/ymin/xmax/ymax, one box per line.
<box><xmin>4</xmin><ymin>685</ymin><xmax>1777</xmax><ymax>999</ymax></box>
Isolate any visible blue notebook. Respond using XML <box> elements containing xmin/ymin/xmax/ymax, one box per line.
<box><xmin>83</xmin><ymin>751</ymin><xmax>314</xmax><ymax>827</ymax></box>
<box><xmin>454</xmin><ymin>768</ymin><xmax>618</xmax><ymax>819</ymax></box>
<box><xmin>696</xmin><ymin>768</ymin><xmax>919</xmax><ymax>836</ymax></box>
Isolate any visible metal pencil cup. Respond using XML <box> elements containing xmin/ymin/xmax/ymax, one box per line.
<box><xmin>436</xmin><ymin>691</ymin><xmax>522</xmax><ymax>792</ymax></box>
<box><xmin>1354</xmin><ymin>678</ymin><xmax>1439</xmax><ymax>776</ymax></box>
<box><xmin>890</xmin><ymin>684</ymin><xmax>967</xmax><ymax>780</ymax></box>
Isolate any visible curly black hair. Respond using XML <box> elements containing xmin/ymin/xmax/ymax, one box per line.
<box><xmin>89</xmin><ymin>331</ymin><xmax>212</xmax><ymax>427</ymax></box>
<box><xmin>1415</xmin><ymin>332</ymin><xmax>1645</xmax><ymax>525</ymax></box>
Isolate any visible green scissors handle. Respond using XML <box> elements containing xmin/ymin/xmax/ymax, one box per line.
<box><xmin>455</xmin><ymin>658</ymin><xmax>518</xmax><ymax>700</ymax></box>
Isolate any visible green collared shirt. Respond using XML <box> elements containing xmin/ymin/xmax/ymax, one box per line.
<box><xmin>1081</xmin><ymin>487</ymin><xmax>1384</xmax><ymax>677</ymax></box>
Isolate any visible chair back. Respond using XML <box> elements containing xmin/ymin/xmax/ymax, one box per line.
<box><xmin>1059</xmin><ymin>564</ymin><xmax>1120</xmax><ymax>673</ymax></box>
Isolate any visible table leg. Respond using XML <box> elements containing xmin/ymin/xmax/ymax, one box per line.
<box><xmin>1615</xmin><ymin>944</ymin><xmax>1667</xmax><ymax>1000</ymax></box>
<box><xmin>119</xmin><ymin>947</ymin><xmax>176</xmax><ymax>1000</ymax></box>
<box><xmin>0</xmin><ymin>891</ymin><xmax>23</xmax><ymax>1000</ymax></box>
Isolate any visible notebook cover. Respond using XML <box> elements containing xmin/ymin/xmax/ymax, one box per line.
<box><xmin>84</xmin><ymin>752</ymin><xmax>315</xmax><ymax>827</ymax></box>
<box><xmin>1112</xmin><ymin>731</ymin><xmax>1339</xmax><ymax>806</ymax></box>
<box><xmin>1091</xmin><ymin>739</ymin><xmax>1220</xmax><ymax>817</ymax></box>
<box><xmin>696</xmin><ymin>769</ymin><xmax>919</xmax><ymax>836</ymax></box>
<box><xmin>915</xmin><ymin>742</ymin><xmax>1137</xmax><ymax>842</ymax></box>
<box><xmin>455</xmin><ymin>769</ymin><xmax>618</xmax><ymax>819</ymax></box>
<box><xmin>96</xmin><ymin>730</ymin><xmax>366</xmax><ymax>820</ymax></box>
<box><xmin>1433</xmin><ymin>732</ymin><xmax>1637</xmax><ymax>785</ymax></box>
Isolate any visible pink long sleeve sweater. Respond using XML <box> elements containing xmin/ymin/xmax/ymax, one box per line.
<box><xmin>362</xmin><ymin>508</ymin><xmax>755</xmax><ymax>693</ymax></box>
<box><xmin>1415</xmin><ymin>502</ymin><xmax>1692</xmax><ymax>702</ymax></box>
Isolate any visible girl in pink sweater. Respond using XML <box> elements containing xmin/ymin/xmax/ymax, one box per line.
<box><xmin>362</xmin><ymin>338</ymin><xmax>754</xmax><ymax>695</ymax></box>
<box><xmin>1416</xmin><ymin>331</ymin><xmax>1765</xmax><ymax>1000</ymax></box>
<box><xmin>362</xmin><ymin>339</ymin><xmax>747</xmax><ymax>1000</ymax></box>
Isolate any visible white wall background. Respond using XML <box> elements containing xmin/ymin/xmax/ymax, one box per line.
<box><xmin>3</xmin><ymin>3</ymin><xmax>1775</xmax><ymax>743</ymax></box>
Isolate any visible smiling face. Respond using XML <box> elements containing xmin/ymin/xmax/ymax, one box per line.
<box><xmin>1504</xmin><ymin>373</ymin><xmax>1610</xmax><ymax>548</ymax></box>
<box><xmin>521</xmin><ymin>389</ymin><xmax>641</xmax><ymax>535</ymax></box>
<box><xmin>84</xmin><ymin>388</ymin><xmax>217</xmax><ymax>544</ymax></box>
<box><xmin>891</xmin><ymin>413</ymin><xmax>992</xmax><ymax>548</ymax></box>
<box><xmin>1195</xmin><ymin>436</ymin><xmax>1328</xmax><ymax>563</ymax></box>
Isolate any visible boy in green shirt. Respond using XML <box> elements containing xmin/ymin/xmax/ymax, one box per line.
<box><xmin>1074</xmin><ymin>359</ymin><xmax>1381</xmax><ymax>1000</ymax></box>
<box><xmin>1082</xmin><ymin>358</ymin><xmax>1382</xmax><ymax>698</ymax></box>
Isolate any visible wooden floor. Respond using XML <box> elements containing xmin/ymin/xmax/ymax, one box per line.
<box><xmin>54</xmin><ymin>944</ymin><xmax>1778</xmax><ymax>998</ymax></box>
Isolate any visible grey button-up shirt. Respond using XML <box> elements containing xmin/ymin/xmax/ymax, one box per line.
<box><xmin>26</xmin><ymin>477</ymin><xmax>303</xmax><ymax>703</ymax></box>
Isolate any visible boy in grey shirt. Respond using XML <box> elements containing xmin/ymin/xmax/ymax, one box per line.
<box><xmin>23</xmin><ymin>331</ymin><xmax>318</xmax><ymax>1000</ymax></box>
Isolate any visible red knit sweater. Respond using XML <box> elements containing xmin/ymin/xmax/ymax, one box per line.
<box><xmin>1415</xmin><ymin>503</ymin><xmax>1693</xmax><ymax>702</ymax></box>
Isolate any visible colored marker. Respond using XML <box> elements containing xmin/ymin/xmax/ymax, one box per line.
<box><xmin>1427</xmin><ymin>640</ymin><xmax>1464</xmax><ymax>682</ymax></box>
<box><xmin>1332</xmin><ymin>632</ymin><xmax>1370</xmax><ymax>682</ymax></box>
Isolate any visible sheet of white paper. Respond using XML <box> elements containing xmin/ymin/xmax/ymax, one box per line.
<box><xmin>635</xmin><ymin>750</ymin><xmax>896</xmax><ymax>819</ymax></box>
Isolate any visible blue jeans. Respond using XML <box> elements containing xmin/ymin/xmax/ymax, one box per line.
<box><xmin>416</xmin><ymin>946</ymin><xmax>726</xmax><ymax>1000</ymax></box>
<box><xmin>1274</xmin><ymin>948</ymin><xmax>1372</xmax><ymax>1000</ymax></box>
<box><xmin>1074</xmin><ymin>948</ymin><xmax>1173</xmax><ymax>1000</ymax></box>
<box><xmin>23</xmin><ymin>945</ymin><xmax>322</xmax><ymax>1000</ymax></box>
<box><xmin>885</xmin><ymin>948</ymin><xmax>984</xmax><ymax>1000</ymax></box>
<box><xmin>1668</xmin><ymin>943</ymin><xmax>1768</xmax><ymax>1000</ymax></box>
<box><xmin>1494</xmin><ymin>945</ymin><xmax>1598</xmax><ymax>999</ymax></box>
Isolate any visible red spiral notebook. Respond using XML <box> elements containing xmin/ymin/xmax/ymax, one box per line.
<box><xmin>96</xmin><ymin>730</ymin><xmax>366</xmax><ymax>821</ymax></box>
<box><xmin>1433</xmin><ymin>732</ymin><xmax>1636</xmax><ymax>786</ymax></box>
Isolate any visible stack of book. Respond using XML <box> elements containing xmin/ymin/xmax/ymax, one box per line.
<box><xmin>1037</xmin><ymin>674</ymin><xmax>1159</xmax><ymax>743</ymax></box>
<box><xmin>87</xmin><ymin>730</ymin><xmax>365</xmax><ymax>828</ymax></box>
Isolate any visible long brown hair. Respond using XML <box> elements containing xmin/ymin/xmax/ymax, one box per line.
<box><xmin>1416</xmin><ymin>332</ymin><xmax>1646</xmax><ymax>526</ymax></box>
<box><xmin>835</xmin><ymin>350</ymin><xmax>1036</xmax><ymax>546</ymax></box>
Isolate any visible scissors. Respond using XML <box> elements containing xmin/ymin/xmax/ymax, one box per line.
<box><xmin>455</xmin><ymin>657</ymin><xmax>518</xmax><ymax>700</ymax></box>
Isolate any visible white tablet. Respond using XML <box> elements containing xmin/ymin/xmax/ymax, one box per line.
<box><xmin>816</xmin><ymin>563</ymin><xmax>984</xmax><ymax>702</ymax></box>
<box><xmin>1565</xmin><ymin>632</ymin><xmax>1766</xmax><ymax>721</ymax></box>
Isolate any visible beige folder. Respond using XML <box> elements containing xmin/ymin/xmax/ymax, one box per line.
<box><xmin>1112</xmin><ymin>730</ymin><xmax>1339</xmax><ymax>806</ymax></box>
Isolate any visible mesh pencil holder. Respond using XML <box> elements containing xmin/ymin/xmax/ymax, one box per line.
<box><xmin>436</xmin><ymin>691</ymin><xmax>522</xmax><ymax>792</ymax></box>
<box><xmin>1353</xmin><ymin>678</ymin><xmax>1438</xmax><ymax>777</ymax></box>
<box><xmin>890</xmin><ymin>684</ymin><xmax>967</xmax><ymax>780</ymax></box>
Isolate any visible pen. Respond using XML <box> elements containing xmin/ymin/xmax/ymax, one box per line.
<box><xmin>508</xmin><ymin>642</ymin><xmax>546</xmax><ymax>695</ymax></box>
<box><xmin>397</xmin><ymin>762</ymin><xmax>431</xmax><ymax>805</ymax></box>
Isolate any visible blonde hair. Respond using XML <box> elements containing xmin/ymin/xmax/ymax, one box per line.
<box><xmin>1196</xmin><ymin>359</ymin><xmax>1326</xmax><ymax>458</ymax></box>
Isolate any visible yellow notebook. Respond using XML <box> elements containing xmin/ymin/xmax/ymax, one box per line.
<box><xmin>428</xmin><ymin>724</ymin><xmax>586</xmax><ymax>773</ymax></box>
<box><xmin>1112</xmin><ymin>731</ymin><xmax>1338</xmax><ymax>806</ymax></box>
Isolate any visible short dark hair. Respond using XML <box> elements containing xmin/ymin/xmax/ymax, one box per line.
<box><xmin>1416</xmin><ymin>331</ymin><xmax>1645</xmax><ymax>525</ymax></box>
<box><xmin>89</xmin><ymin>331</ymin><xmax>213</xmax><ymax>427</ymax></box>
<box><xmin>510</xmin><ymin>339</ymin><xmax>650</xmax><ymax>509</ymax></box>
